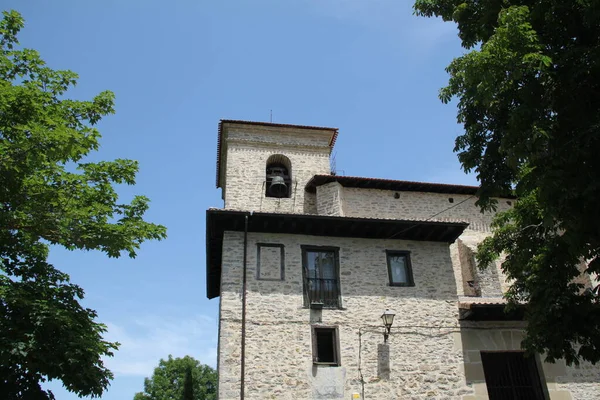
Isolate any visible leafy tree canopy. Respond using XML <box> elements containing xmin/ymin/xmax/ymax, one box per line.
<box><xmin>414</xmin><ymin>0</ymin><xmax>600</xmax><ymax>364</ymax></box>
<box><xmin>0</xmin><ymin>9</ymin><xmax>167</xmax><ymax>398</ymax></box>
<box><xmin>134</xmin><ymin>356</ymin><xmax>217</xmax><ymax>400</ymax></box>
<box><xmin>183</xmin><ymin>365</ymin><xmax>194</xmax><ymax>400</ymax></box>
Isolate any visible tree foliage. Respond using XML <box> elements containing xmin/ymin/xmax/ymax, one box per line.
<box><xmin>0</xmin><ymin>10</ymin><xmax>167</xmax><ymax>398</ymax></box>
<box><xmin>134</xmin><ymin>356</ymin><xmax>217</xmax><ymax>400</ymax></box>
<box><xmin>414</xmin><ymin>0</ymin><xmax>600</xmax><ymax>364</ymax></box>
<box><xmin>183</xmin><ymin>366</ymin><xmax>194</xmax><ymax>400</ymax></box>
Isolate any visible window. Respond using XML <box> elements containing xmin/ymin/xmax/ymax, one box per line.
<box><xmin>481</xmin><ymin>352</ymin><xmax>546</xmax><ymax>400</ymax></box>
<box><xmin>302</xmin><ymin>246</ymin><xmax>341</xmax><ymax>308</ymax></box>
<box><xmin>386</xmin><ymin>251</ymin><xmax>414</xmax><ymax>286</ymax></box>
<box><xmin>265</xmin><ymin>154</ymin><xmax>292</xmax><ymax>198</ymax></box>
<box><xmin>311</xmin><ymin>326</ymin><xmax>341</xmax><ymax>366</ymax></box>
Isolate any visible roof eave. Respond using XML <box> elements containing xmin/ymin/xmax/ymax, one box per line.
<box><xmin>458</xmin><ymin>302</ymin><xmax>526</xmax><ymax>321</ymax></box>
<box><xmin>305</xmin><ymin>174</ymin><xmax>516</xmax><ymax>199</ymax></box>
<box><xmin>206</xmin><ymin>209</ymin><xmax>469</xmax><ymax>299</ymax></box>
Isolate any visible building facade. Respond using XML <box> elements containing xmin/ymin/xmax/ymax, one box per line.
<box><xmin>206</xmin><ymin>120</ymin><xmax>600</xmax><ymax>399</ymax></box>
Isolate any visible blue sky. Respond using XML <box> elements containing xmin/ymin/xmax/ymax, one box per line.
<box><xmin>3</xmin><ymin>1</ymin><xmax>474</xmax><ymax>398</ymax></box>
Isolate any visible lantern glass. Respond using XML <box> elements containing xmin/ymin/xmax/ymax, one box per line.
<box><xmin>381</xmin><ymin>309</ymin><xmax>395</xmax><ymax>328</ymax></box>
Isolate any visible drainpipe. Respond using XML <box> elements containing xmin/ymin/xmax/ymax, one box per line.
<box><xmin>240</xmin><ymin>213</ymin><xmax>249</xmax><ymax>399</ymax></box>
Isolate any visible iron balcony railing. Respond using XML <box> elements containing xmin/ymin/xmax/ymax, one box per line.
<box><xmin>305</xmin><ymin>278</ymin><xmax>340</xmax><ymax>308</ymax></box>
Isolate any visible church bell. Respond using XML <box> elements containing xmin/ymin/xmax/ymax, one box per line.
<box><xmin>266</xmin><ymin>166</ymin><xmax>289</xmax><ymax>198</ymax></box>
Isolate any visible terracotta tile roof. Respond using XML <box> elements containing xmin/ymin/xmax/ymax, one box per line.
<box><xmin>459</xmin><ymin>301</ymin><xmax>507</xmax><ymax>309</ymax></box>
<box><xmin>458</xmin><ymin>297</ymin><xmax>507</xmax><ymax>306</ymax></box>
<box><xmin>306</xmin><ymin>175</ymin><xmax>481</xmax><ymax>195</ymax></box>
<box><xmin>216</xmin><ymin>120</ymin><xmax>339</xmax><ymax>188</ymax></box>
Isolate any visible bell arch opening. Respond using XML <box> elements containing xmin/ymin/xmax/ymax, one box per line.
<box><xmin>265</xmin><ymin>154</ymin><xmax>292</xmax><ymax>198</ymax></box>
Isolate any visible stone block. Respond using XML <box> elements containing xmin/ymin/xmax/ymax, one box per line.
<box><xmin>472</xmin><ymin>382</ymin><xmax>489</xmax><ymax>395</ymax></box>
<box><xmin>461</xmin><ymin>330</ymin><xmax>486</xmax><ymax>350</ymax></box>
<box><xmin>466</xmin><ymin>350</ymin><xmax>481</xmax><ymax>363</ymax></box>
<box><xmin>453</xmin><ymin>332</ymin><xmax>463</xmax><ymax>352</ymax></box>
<box><xmin>377</xmin><ymin>343</ymin><xmax>390</xmax><ymax>380</ymax></box>
<box><xmin>543</xmin><ymin>360</ymin><xmax>567</xmax><ymax>378</ymax></box>
<box><xmin>549</xmin><ymin>390</ymin><xmax>573</xmax><ymax>400</ymax></box>
<box><xmin>501</xmin><ymin>331</ymin><xmax>513</xmax><ymax>350</ymax></box>
<box><xmin>464</xmin><ymin>362</ymin><xmax>486</xmax><ymax>382</ymax></box>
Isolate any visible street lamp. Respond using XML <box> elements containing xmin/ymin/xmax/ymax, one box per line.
<box><xmin>381</xmin><ymin>309</ymin><xmax>395</xmax><ymax>343</ymax></box>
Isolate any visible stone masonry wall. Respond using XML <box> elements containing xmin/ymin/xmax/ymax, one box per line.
<box><xmin>223</xmin><ymin>142</ymin><xmax>330</xmax><ymax>213</ymax></box>
<box><xmin>451</xmin><ymin>235</ymin><xmax>504</xmax><ymax>299</ymax></box>
<box><xmin>338</xmin><ymin>188</ymin><xmax>514</xmax><ymax>232</ymax></box>
<box><xmin>226</xmin><ymin>124</ymin><xmax>332</xmax><ymax>148</ymax></box>
<box><xmin>457</xmin><ymin>322</ymin><xmax>600</xmax><ymax>400</ymax></box>
<box><xmin>216</xmin><ymin>124</ymin><xmax>600</xmax><ymax>398</ymax></box>
<box><xmin>316</xmin><ymin>182</ymin><xmax>345</xmax><ymax>216</ymax></box>
<box><xmin>218</xmin><ymin>229</ymin><xmax>600</xmax><ymax>400</ymax></box>
<box><xmin>221</xmin><ymin>124</ymin><xmax>333</xmax><ymax>213</ymax></box>
<box><xmin>219</xmin><ymin>231</ymin><xmax>476</xmax><ymax>400</ymax></box>
<box><xmin>331</xmin><ymin>188</ymin><xmax>513</xmax><ymax>300</ymax></box>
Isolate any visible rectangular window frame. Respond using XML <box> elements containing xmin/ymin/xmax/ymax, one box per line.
<box><xmin>386</xmin><ymin>250</ymin><xmax>415</xmax><ymax>287</ymax></box>
<box><xmin>301</xmin><ymin>245</ymin><xmax>342</xmax><ymax>309</ymax></box>
<box><xmin>311</xmin><ymin>325</ymin><xmax>341</xmax><ymax>366</ymax></box>
<box><xmin>256</xmin><ymin>243</ymin><xmax>285</xmax><ymax>281</ymax></box>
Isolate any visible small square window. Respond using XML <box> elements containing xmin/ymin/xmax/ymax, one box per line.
<box><xmin>311</xmin><ymin>326</ymin><xmax>341</xmax><ymax>366</ymax></box>
<box><xmin>386</xmin><ymin>251</ymin><xmax>414</xmax><ymax>286</ymax></box>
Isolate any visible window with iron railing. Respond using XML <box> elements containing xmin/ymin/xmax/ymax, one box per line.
<box><xmin>302</xmin><ymin>246</ymin><xmax>341</xmax><ymax>308</ymax></box>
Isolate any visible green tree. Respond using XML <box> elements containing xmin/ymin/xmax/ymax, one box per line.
<box><xmin>134</xmin><ymin>356</ymin><xmax>217</xmax><ymax>400</ymax></box>
<box><xmin>414</xmin><ymin>0</ymin><xmax>600</xmax><ymax>364</ymax></box>
<box><xmin>183</xmin><ymin>366</ymin><xmax>194</xmax><ymax>400</ymax></box>
<box><xmin>0</xmin><ymin>9</ymin><xmax>167</xmax><ymax>399</ymax></box>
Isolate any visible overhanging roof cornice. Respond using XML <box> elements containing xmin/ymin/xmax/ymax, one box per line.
<box><xmin>306</xmin><ymin>175</ymin><xmax>516</xmax><ymax>199</ymax></box>
<box><xmin>458</xmin><ymin>302</ymin><xmax>526</xmax><ymax>321</ymax></box>
<box><xmin>206</xmin><ymin>209</ymin><xmax>468</xmax><ymax>299</ymax></box>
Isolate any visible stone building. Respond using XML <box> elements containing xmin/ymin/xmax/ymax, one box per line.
<box><xmin>205</xmin><ymin>120</ymin><xmax>600</xmax><ymax>400</ymax></box>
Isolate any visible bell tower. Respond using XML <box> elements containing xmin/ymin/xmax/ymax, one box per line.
<box><xmin>216</xmin><ymin>120</ymin><xmax>338</xmax><ymax>214</ymax></box>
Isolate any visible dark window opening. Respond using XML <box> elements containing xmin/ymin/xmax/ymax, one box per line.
<box><xmin>312</xmin><ymin>326</ymin><xmax>340</xmax><ymax>365</ymax></box>
<box><xmin>481</xmin><ymin>352</ymin><xmax>546</xmax><ymax>400</ymax></box>
<box><xmin>265</xmin><ymin>155</ymin><xmax>292</xmax><ymax>198</ymax></box>
<box><xmin>386</xmin><ymin>251</ymin><xmax>414</xmax><ymax>287</ymax></box>
<box><xmin>316</xmin><ymin>330</ymin><xmax>335</xmax><ymax>362</ymax></box>
<box><xmin>302</xmin><ymin>246</ymin><xmax>341</xmax><ymax>308</ymax></box>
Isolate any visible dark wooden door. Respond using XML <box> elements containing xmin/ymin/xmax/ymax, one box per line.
<box><xmin>481</xmin><ymin>352</ymin><xmax>546</xmax><ymax>400</ymax></box>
